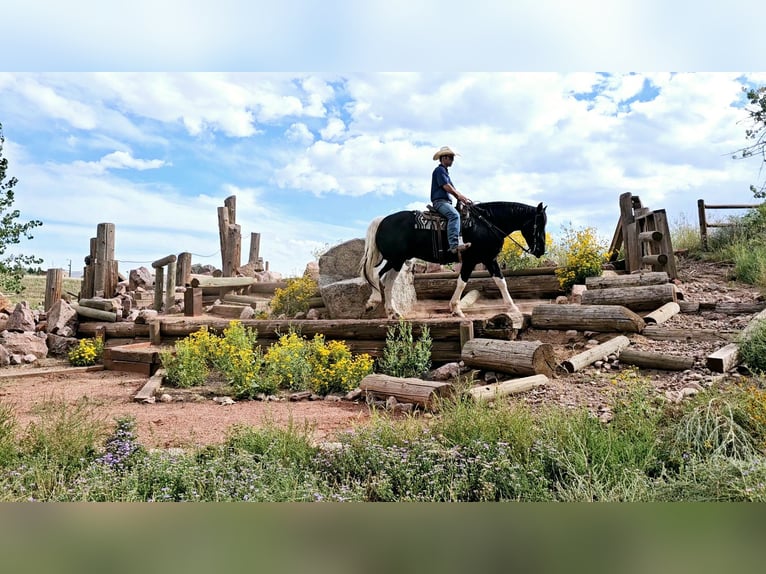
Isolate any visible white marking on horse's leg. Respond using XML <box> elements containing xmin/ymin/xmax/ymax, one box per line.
<box><xmin>383</xmin><ymin>269</ymin><xmax>401</xmax><ymax>318</ymax></box>
<box><xmin>493</xmin><ymin>276</ymin><xmax>521</xmax><ymax>314</ymax></box>
<box><xmin>449</xmin><ymin>277</ymin><xmax>468</xmax><ymax>318</ymax></box>
<box><xmin>365</xmin><ymin>288</ymin><xmax>382</xmax><ymax>312</ymax></box>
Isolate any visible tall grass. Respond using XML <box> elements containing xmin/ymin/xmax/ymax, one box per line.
<box><xmin>5</xmin><ymin>275</ymin><xmax>82</xmax><ymax>309</ymax></box>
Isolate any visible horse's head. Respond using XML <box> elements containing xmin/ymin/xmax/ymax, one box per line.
<box><xmin>520</xmin><ymin>202</ymin><xmax>547</xmax><ymax>258</ymax></box>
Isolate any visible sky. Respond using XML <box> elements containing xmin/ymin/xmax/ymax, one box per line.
<box><xmin>2</xmin><ymin>2</ymin><xmax>765</xmax><ymax>278</ymax></box>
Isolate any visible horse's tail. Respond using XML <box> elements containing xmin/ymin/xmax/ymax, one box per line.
<box><xmin>360</xmin><ymin>216</ymin><xmax>384</xmax><ymax>294</ymax></box>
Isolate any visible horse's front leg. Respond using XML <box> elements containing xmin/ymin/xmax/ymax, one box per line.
<box><xmin>449</xmin><ymin>260</ymin><xmax>478</xmax><ymax>317</ymax></box>
<box><xmin>486</xmin><ymin>260</ymin><xmax>521</xmax><ymax>315</ymax></box>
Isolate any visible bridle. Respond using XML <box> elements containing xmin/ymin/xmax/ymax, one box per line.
<box><xmin>465</xmin><ymin>203</ymin><xmax>543</xmax><ymax>255</ymax></box>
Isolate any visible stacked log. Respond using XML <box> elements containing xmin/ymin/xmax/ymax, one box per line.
<box><xmin>531</xmin><ymin>304</ymin><xmax>645</xmax><ymax>333</ymax></box>
<box><xmin>413</xmin><ymin>267</ymin><xmax>564</xmax><ymax>300</ymax></box>
<box><xmin>359</xmin><ymin>374</ymin><xmax>454</xmax><ymax>409</ymax></box>
<box><xmin>461</xmin><ymin>338</ymin><xmax>556</xmax><ymax>377</ymax></box>
<box><xmin>580</xmin><ymin>283</ymin><xmax>677</xmax><ymax>312</ymax></box>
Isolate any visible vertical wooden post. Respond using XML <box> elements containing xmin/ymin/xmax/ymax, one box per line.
<box><xmin>81</xmin><ymin>237</ymin><xmax>97</xmax><ymax>299</ymax></box>
<box><xmin>697</xmin><ymin>198</ymin><xmax>708</xmax><ymax>251</ymax></box>
<box><xmin>459</xmin><ymin>321</ymin><xmax>474</xmax><ymax>350</ymax></box>
<box><xmin>176</xmin><ymin>252</ymin><xmax>192</xmax><ymax>286</ymax></box>
<box><xmin>224</xmin><ymin>195</ymin><xmax>237</xmax><ymax>225</ymax></box>
<box><xmin>248</xmin><ymin>232</ymin><xmax>261</xmax><ymax>264</ymax></box>
<box><xmin>165</xmin><ymin>259</ymin><xmax>177</xmax><ymax>311</ymax></box>
<box><xmin>223</xmin><ymin>224</ymin><xmax>241</xmax><ymax>277</ymax></box>
<box><xmin>184</xmin><ymin>287</ymin><xmax>202</xmax><ymax>317</ymax></box>
<box><xmin>153</xmin><ymin>266</ymin><xmax>165</xmax><ymax>312</ymax></box>
<box><xmin>618</xmin><ymin>193</ymin><xmax>636</xmax><ymax>272</ymax></box>
<box><xmin>652</xmin><ymin>209</ymin><xmax>677</xmax><ymax>279</ymax></box>
<box><xmin>94</xmin><ymin>223</ymin><xmax>115</xmax><ymax>296</ymax></box>
<box><xmin>218</xmin><ymin>206</ymin><xmax>230</xmax><ymax>273</ymax></box>
<box><xmin>44</xmin><ymin>268</ymin><xmax>64</xmax><ymax>313</ymax></box>
<box><xmin>149</xmin><ymin>319</ymin><xmax>162</xmax><ymax>345</ymax></box>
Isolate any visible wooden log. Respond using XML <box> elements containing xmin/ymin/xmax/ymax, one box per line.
<box><xmin>468</xmin><ymin>374</ymin><xmax>548</xmax><ymax>402</ymax></box>
<box><xmin>359</xmin><ymin>374</ymin><xmax>454</xmax><ymax>409</ymax></box>
<box><xmin>641</xmin><ymin>254</ymin><xmax>668</xmax><ymax>266</ymax></box>
<box><xmin>152</xmin><ymin>254</ymin><xmax>177</xmax><ymax>268</ymax></box>
<box><xmin>715</xmin><ymin>301</ymin><xmax>766</xmax><ymax>315</ymax></box>
<box><xmin>0</xmin><ymin>365</ymin><xmax>104</xmax><ymax>380</ymax></box>
<box><xmin>224</xmin><ymin>223</ymin><xmax>241</xmax><ymax>277</ymax></box>
<box><xmin>678</xmin><ymin>301</ymin><xmax>700</xmax><ymax>313</ymax></box>
<box><xmin>414</xmin><ymin>273</ymin><xmax>563</xmax><ymax>299</ymax></box>
<box><xmin>644</xmin><ymin>302</ymin><xmax>681</xmax><ymax>325</ymax></box>
<box><xmin>641</xmin><ymin>325</ymin><xmax>737</xmax><ymax>342</ymax></box>
<box><xmin>561</xmin><ymin>335</ymin><xmax>631</xmax><ymax>373</ymax></box>
<box><xmin>209</xmin><ymin>304</ymin><xmax>253</xmax><ymax>319</ymax></box>
<box><xmin>190</xmin><ymin>276</ymin><xmax>257</xmax><ymax>288</ymax></box>
<box><xmin>580</xmin><ymin>284</ymin><xmax>677</xmax><ymax>311</ymax></box>
<box><xmin>217</xmin><ymin>206</ymin><xmax>230</xmax><ymax>271</ymax></box>
<box><xmin>652</xmin><ymin>210</ymin><xmax>678</xmax><ymax>279</ymax></box>
<box><xmin>742</xmin><ymin>308</ymin><xmax>766</xmax><ymax>339</ymax></box>
<box><xmin>184</xmin><ymin>288</ymin><xmax>203</xmax><ymax>317</ymax></box>
<box><xmin>177</xmin><ymin>252</ymin><xmax>192</xmax><ymax>287</ymax></box>
<box><xmin>618</xmin><ymin>348</ymin><xmax>694</xmax><ymax>371</ymax></box>
<box><xmin>71</xmin><ymin>302</ymin><xmax>118</xmax><ymax>322</ymax></box>
<box><xmin>531</xmin><ymin>304</ymin><xmax>645</xmax><ymax>333</ymax></box>
<box><xmin>414</xmin><ymin>267</ymin><xmax>557</xmax><ymax>281</ymax></box>
<box><xmin>153</xmin><ymin>265</ymin><xmax>164</xmax><ymax>312</ymax></box>
<box><xmin>44</xmin><ymin>268</ymin><xmax>64</xmax><ymax>313</ymax></box>
<box><xmin>461</xmin><ymin>338</ymin><xmax>556</xmax><ymax>377</ymax></box>
<box><xmin>77</xmin><ymin>321</ymin><xmax>151</xmax><ymax>338</ymax></box>
<box><xmin>706</xmin><ymin>343</ymin><xmax>740</xmax><ymax>373</ymax></box>
<box><xmin>165</xmin><ymin>259</ymin><xmax>177</xmax><ymax>311</ymax></box>
<box><xmin>248</xmin><ymin>232</ymin><xmax>261</xmax><ymax>264</ymax></box>
<box><xmin>638</xmin><ymin>230</ymin><xmax>663</xmax><ymax>242</ymax></box>
<box><xmin>78</xmin><ymin>297</ymin><xmax>122</xmax><ymax>312</ymax></box>
<box><xmin>250</xmin><ymin>281</ymin><xmax>290</xmax><ymax>294</ymax></box>
<box><xmin>585</xmin><ymin>272</ymin><xmax>669</xmax><ymax>289</ymax></box>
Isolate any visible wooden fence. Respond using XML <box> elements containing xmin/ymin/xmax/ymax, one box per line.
<box><xmin>697</xmin><ymin>199</ymin><xmax>762</xmax><ymax>250</ymax></box>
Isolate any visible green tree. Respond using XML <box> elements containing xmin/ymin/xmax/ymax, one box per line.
<box><xmin>734</xmin><ymin>85</ymin><xmax>766</xmax><ymax>199</ymax></box>
<box><xmin>0</xmin><ymin>122</ymin><xmax>43</xmax><ymax>294</ymax></box>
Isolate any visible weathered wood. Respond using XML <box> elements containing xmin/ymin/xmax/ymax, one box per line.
<box><xmin>468</xmin><ymin>374</ymin><xmax>548</xmax><ymax>401</ymax></box>
<box><xmin>249</xmin><ymin>281</ymin><xmax>290</xmax><ymax>294</ymax></box>
<box><xmin>678</xmin><ymin>301</ymin><xmax>700</xmax><ymax>313</ymax></box>
<box><xmin>104</xmin><ymin>358</ymin><xmax>156</xmax><ymax>376</ymax></box>
<box><xmin>248</xmin><ymin>232</ymin><xmax>261</xmax><ymax>264</ymax></box>
<box><xmin>44</xmin><ymin>268</ymin><xmax>64</xmax><ymax>313</ymax></box>
<box><xmin>149</xmin><ymin>319</ymin><xmax>161</xmax><ymax>345</ymax></box>
<box><xmin>77</xmin><ymin>322</ymin><xmax>151</xmax><ymax>338</ymax></box>
<box><xmin>562</xmin><ymin>335</ymin><xmax>631</xmax><ymax>373</ymax></box>
<box><xmin>190</xmin><ymin>276</ymin><xmax>257</xmax><ymax>288</ymax></box>
<box><xmin>359</xmin><ymin>374</ymin><xmax>454</xmax><ymax>409</ymax></box>
<box><xmin>641</xmin><ymin>254</ymin><xmax>668</xmax><ymax>266</ymax></box>
<box><xmin>78</xmin><ymin>297</ymin><xmax>122</xmax><ymax>312</ymax></box>
<box><xmin>638</xmin><ymin>230</ymin><xmax>663</xmax><ymax>242</ymax></box>
<box><xmin>459</xmin><ymin>321</ymin><xmax>474</xmax><ymax>350</ymax></box>
<box><xmin>177</xmin><ymin>252</ymin><xmax>192</xmax><ymax>286</ymax></box>
<box><xmin>641</xmin><ymin>324</ymin><xmax>737</xmax><ymax>342</ymax></box>
<box><xmin>71</xmin><ymin>302</ymin><xmax>118</xmax><ymax>322</ymax></box>
<box><xmin>224</xmin><ymin>195</ymin><xmax>237</xmax><ymax>224</ymax></box>
<box><xmin>585</xmin><ymin>272</ymin><xmax>669</xmax><ymax>290</ymax></box>
<box><xmin>105</xmin><ymin>342</ymin><xmax>164</xmax><ymax>364</ymax></box>
<box><xmin>165</xmin><ymin>259</ymin><xmax>177</xmax><ymax>311</ymax></box>
<box><xmin>715</xmin><ymin>301</ymin><xmax>766</xmax><ymax>315</ymax></box>
<box><xmin>651</xmin><ymin>210</ymin><xmax>677</xmax><ymax>279</ymax></box>
<box><xmin>94</xmin><ymin>223</ymin><xmax>115</xmax><ymax>295</ymax></box>
<box><xmin>706</xmin><ymin>343</ymin><xmax>740</xmax><ymax>373</ymax></box>
<box><xmin>0</xmin><ymin>365</ymin><xmax>104</xmax><ymax>380</ymax></box>
<box><xmin>531</xmin><ymin>304</ymin><xmax>645</xmax><ymax>333</ymax></box>
<box><xmin>742</xmin><ymin>308</ymin><xmax>766</xmax><ymax>339</ymax></box>
<box><xmin>223</xmin><ymin>223</ymin><xmax>241</xmax><ymax>277</ymax></box>
<box><xmin>134</xmin><ymin>369</ymin><xmax>166</xmax><ymax>401</ymax></box>
<box><xmin>644</xmin><ymin>302</ymin><xmax>681</xmax><ymax>325</ymax></box>
<box><xmin>414</xmin><ymin>273</ymin><xmax>563</xmax><ymax>299</ymax></box>
<box><xmin>209</xmin><ymin>304</ymin><xmax>253</xmax><ymax>319</ymax></box>
<box><xmin>151</xmin><ymin>254</ymin><xmax>177</xmax><ymax>269</ymax></box>
<box><xmin>217</xmin><ymin>206</ymin><xmax>230</xmax><ymax>271</ymax></box>
<box><xmin>461</xmin><ymin>338</ymin><xmax>556</xmax><ymax>377</ymax></box>
<box><xmin>184</xmin><ymin>288</ymin><xmax>203</xmax><ymax>317</ymax></box>
<box><xmin>343</xmin><ymin>340</ymin><xmax>462</xmax><ymax>363</ymax></box>
<box><xmin>618</xmin><ymin>348</ymin><xmax>694</xmax><ymax>371</ymax></box>
<box><xmin>580</xmin><ymin>283</ymin><xmax>677</xmax><ymax>311</ymax></box>
<box><xmin>153</xmin><ymin>265</ymin><xmax>164</xmax><ymax>311</ymax></box>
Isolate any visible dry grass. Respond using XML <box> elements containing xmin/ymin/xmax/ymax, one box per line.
<box><xmin>5</xmin><ymin>275</ymin><xmax>82</xmax><ymax>310</ymax></box>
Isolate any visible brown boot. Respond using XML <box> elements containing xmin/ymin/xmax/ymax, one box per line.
<box><xmin>449</xmin><ymin>242</ymin><xmax>471</xmax><ymax>254</ymax></box>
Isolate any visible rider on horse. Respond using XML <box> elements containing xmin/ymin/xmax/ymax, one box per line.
<box><xmin>431</xmin><ymin>146</ymin><xmax>472</xmax><ymax>255</ymax></box>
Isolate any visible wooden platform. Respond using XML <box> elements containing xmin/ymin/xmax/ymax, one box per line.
<box><xmin>103</xmin><ymin>342</ymin><xmax>170</xmax><ymax>376</ymax></box>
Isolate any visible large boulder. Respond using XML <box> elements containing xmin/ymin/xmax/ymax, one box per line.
<box><xmin>0</xmin><ymin>330</ymin><xmax>48</xmax><ymax>359</ymax></box>
<box><xmin>46</xmin><ymin>299</ymin><xmax>79</xmax><ymax>337</ymax></box>
<box><xmin>318</xmin><ymin>238</ymin><xmax>365</xmax><ymax>288</ymax></box>
<box><xmin>129</xmin><ymin>266</ymin><xmax>153</xmax><ymax>291</ymax></box>
<box><xmin>6</xmin><ymin>302</ymin><xmax>36</xmax><ymax>332</ymax></box>
<box><xmin>320</xmin><ymin>278</ymin><xmax>380</xmax><ymax>319</ymax></box>
<box><xmin>46</xmin><ymin>333</ymin><xmax>80</xmax><ymax>357</ymax></box>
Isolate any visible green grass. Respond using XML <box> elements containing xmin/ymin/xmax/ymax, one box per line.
<box><xmin>5</xmin><ymin>275</ymin><xmax>82</xmax><ymax>310</ymax></box>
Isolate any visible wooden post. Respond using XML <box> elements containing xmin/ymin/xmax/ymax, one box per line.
<box><xmin>94</xmin><ymin>223</ymin><xmax>115</xmax><ymax>296</ymax></box>
<box><xmin>706</xmin><ymin>343</ymin><xmax>740</xmax><ymax>373</ymax></box>
<box><xmin>218</xmin><ymin>206</ymin><xmax>230</xmax><ymax>272</ymax></box>
<box><xmin>153</xmin><ymin>266</ymin><xmax>164</xmax><ymax>312</ymax></box>
<box><xmin>165</xmin><ymin>259</ymin><xmax>177</xmax><ymax>312</ymax></box>
<box><xmin>697</xmin><ymin>199</ymin><xmax>708</xmax><ymax>251</ymax></box>
<box><xmin>224</xmin><ymin>195</ymin><xmax>237</xmax><ymax>225</ymax></box>
<box><xmin>459</xmin><ymin>321</ymin><xmax>474</xmax><ymax>350</ymax></box>
<box><xmin>223</xmin><ymin>224</ymin><xmax>241</xmax><ymax>277</ymax></box>
<box><xmin>176</xmin><ymin>252</ymin><xmax>192</xmax><ymax>286</ymax></box>
<box><xmin>81</xmin><ymin>237</ymin><xmax>97</xmax><ymax>299</ymax></box>
<box><xmin>44</xmin><ymin>268</ymin><xmax>64</xmax><ymax>313</ymax></box>
<box><xmin>149</xmin><ymin>319</ymin><xmax>162</xmax><ymax>345</ymax></box>
<box><xmin>184</xmin><ymin>287</ymin><xmax>203</xmax><ymax>317</ymax></box>
<box><xmin>248</xmin><ymin>232</ymin><xmax>261</xmax><ymax>264</ymax></box>
<box><xmin>561</xmin><ymin>335</ymin><xmax>631</xmax><ymax>373</ymax></box>
<box><xmin>580</xmin><ymin>283</ymin><xmax>677</xmax><ymax>312</ymax></box>
<box><xmin>644</xmin><ymin>302</ymin><xmax>681</xmax><ymax>325</ymax></box>
<box><xmin>651</xmin><ymin>210</ymin><xmax>677</xmax><ymax>279</ymax></box>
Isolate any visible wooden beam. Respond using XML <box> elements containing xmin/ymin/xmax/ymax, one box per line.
<box><xmin>562</xmin><ymin>335</ymin><xmax>631</xmax><ymax>373</ymax></box>
<box><xmin>619</xmin><ymin>348</ymin><xmax>694</xmax><ymax>371</ymax></box>
<box><xmin>585</xmin><ymin>272</ymin><xmax>669</xmax><ymax>289</ymax></box>
<box><xmin>531</xmin><ymin>304</ymin><xmax>645</xmax><ymax>333</ymax></box>
<box><xmin>580</xmin><ymin>283</ymin><xmax>677</xmax><ymax>312</ymax></box>
<box><xmin>644</xmin><ymin>302</ymin><xmax>681</xmax><ymax>325</ymax></box>
<box><xmin>468</xmin><ymin>374</ymin><xmax>548</xmax><ymax>402</ymax></box>
<box><xmin>706</xmin><ymin>343</ymin><xmax>740</xmax><ymax>373</ymax></box>
<box><xmin>134</xmin><ymin>369</ymin><xmax>166</xmax><ymax>402</ymax></box>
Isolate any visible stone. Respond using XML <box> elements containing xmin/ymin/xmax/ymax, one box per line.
<box><xmin>46</xmin><ymin>333</ymin><xmax>80</xmax><ymax>356</ymax></box>
<box><xmin>129</xmin><ymin>266</ymin><xmax>153</xmax><ymax>291</ymax></box>
<box><xmin>318</xmin><ymin>238</ymin><xmax>366</xmax><ymax>288</ymax></box>
<box><xmin>429</xmin><ymin>362</ymin><xmax>462</xmax><ymax>381</ymax></box>
<box><xmin>0</xmin><ymin>330</ymin><xmax>48</xmax><ymax>359</ymax></box>
<box><xmin>320</xmin><ymin>277</ymin><xmax>377</xmax><ymax>319</ymax></box>
<box><xmin>6</xmin><ymin>302</ymin><xmax>36</xmax><ymax>332</ymax></box>
<box><xmin>46</xmin><ymin>299</ymin><xmax>78</xmax><ymax>336</ymax></box>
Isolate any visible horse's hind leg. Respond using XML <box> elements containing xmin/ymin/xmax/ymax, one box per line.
<box><xmin>381</xmin><ymin>269</ymin><xmax>401</xmax><ymax>319</ymax></box>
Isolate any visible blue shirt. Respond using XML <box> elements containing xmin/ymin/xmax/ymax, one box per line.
<box><xmin>431</xmin><ymin>164</ymin><xmax>452</xmax><ymax>203</ymax></box>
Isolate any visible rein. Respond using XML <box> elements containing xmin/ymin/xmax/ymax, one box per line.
<box><xmin>465</xmin><ymin>203</ymin><xmax>540</xmax><ymax>255</ymax></box>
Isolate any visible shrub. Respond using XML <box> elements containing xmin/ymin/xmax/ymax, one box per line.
<box><xmin>270</xmin><ymin>274</ymin><xmax>318</xmax><ymax>317</ymax></box>
<box><xmin>738</xmin><ymin>320</ymin><xmax>766</xmax><ymax>374</ymax></box>
<box><xmin>161</xmin><ymin>330</ymin><xmax>211</xmax><ymax>388</ymax></box>
<box><xmin>263</xmin><ymin>329</ymin><xmax>372</xmax><ymax>394</ymax></box>
<box><xmin>376</xmin><ymin>320</ymin><xmax>432</xmax><ymax>378</ymax></box>
<box><xmin>67</xmin><ymin>336</ymin><xmax>104</xmax><ymax>366</ymax></box>
<box><xmin>553</xmin><ymin>225</ymin><xmax>609</xmax><ymax>292</ymax></box>
<box><xmin>497</xmin><ymin>231</ymin><xmax>554</xmax><ymax>270</ymax></box>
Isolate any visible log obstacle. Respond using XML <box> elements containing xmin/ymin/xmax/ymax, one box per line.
<box><xmin>580</xmin><ymin>284</ymin><xmax>677</xmax><ymax>312</ymax></box>
<box><xmin>641</xmin><ymin>325</ymin><xmax>736</xmax><ymax>342</ymax></box>
<box><xmin>359</xmin><ymin>374</ymin><xmax>455</xmax><ymax>410</ymax></box>
<box><xmin>643</xmin><ymin>302</ymin><xmax>681</xmax><ymax>325</ymax></box>
<box><xmin>618</xmin><ymin>349</ymin><xmax>694</xmax><ymax>371</ymax></box>
<box><xmin>561</xmin><ymin>335</ymin><xmax>631</xmax><ymax>373</ymax></box>
<box><xmin>585</xmin><ymin>272</ymin><xmax>669</xmax><ymax>290</ymax></box>
<box><xmin>414</xmin><ymin>270</ymin><xmax>564</xmax><ymax>299</ymax></box>
<box><xmin>44</xmin><ymin>268</ymin><xmax>64</xmax><ymax>313</ymax></box>
<box><xmin>461</xmin><ymin>338</ymin><xmax>556</xmax><ymax>377</ymax></box>
<box><xmin>531</xmin><ymin>304</ymin><xmax>645</xmax><ymax>333</ymax></box>
<box><xmin>706</xmin><ymin>343</ymin><xmax>740</xmax><ymax>373</ymax></box>
<box><xmin>152</xmin><ymin>254</ymin><xmax>177</xmax><ymax>312</ymax></box>
<box><xmin>468</xmin><ymin>374</ymin><xmax>548</xmax><ymax>402</ymax></box>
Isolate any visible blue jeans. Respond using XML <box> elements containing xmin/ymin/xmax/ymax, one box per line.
<box><xmin>432</xmin><ymin>199</ymin><xmax>460</xmax><ymax>249</ymax></box>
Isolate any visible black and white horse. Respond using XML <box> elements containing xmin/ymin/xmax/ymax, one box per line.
<box><xmin>360</xmin><ymin>201</ymin><xmax>548</xmax><ymax>318</ymax></box>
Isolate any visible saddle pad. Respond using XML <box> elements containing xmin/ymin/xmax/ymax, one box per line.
<box><xmin>413</xmin><ymin>210</ymin><xmax>447</xmax><ymax>231</ymax></box>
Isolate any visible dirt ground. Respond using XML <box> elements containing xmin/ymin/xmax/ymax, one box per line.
<box><xmin>0</xmin><ymin>256</ymin><xmax>762</xmax><ymax>450</ymax></box>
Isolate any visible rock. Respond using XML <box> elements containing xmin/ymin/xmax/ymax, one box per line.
<box><xmin>344</xmin><ymin>388</ymin><xmax>363</xmax><ymax>401</ymax></box>
<box><xmin>213</xmin><ymin>396</ymin><xmax>235</xmax><ymax>406</ymax></box>
<box><xmin>6</xmin><ymin>302</ymin><xmax>36</xmax><ymax>332</ymax></box>
<box><xmin>0</xmin><ymin>330</ymin><xmax>48</xmax><ymax>359</ymax></box>
<box><xmin>159</xmin><ymin>394</ymin><xmax>173</xmax><ymax>403</ymax></box>
<box><xmin>385</xmin><ymin>396</ymin><xmax>398</xmax><ymax>411</ymax></box>
<box><xmin>46</xmin><ymin>333</ymin><xmax>79</xmax><ymax>356</ymax></box>
<box><xmin>319</xmin><ymin>277</ymin><xmax>377</xmax><ymax>319</ymax></box>
<box><xmin>129</xmin><ymin>267</ymin><xmax>153</xmax><ymax>291</ymax></box>
<box><xmin>429</xmin><ymin>362</ymin><xmax>462</xmax><ymax>381</ymax></box>
<box><xmin>46</xmin><ymin>299</ymin><xmax>78</xmax><ymax>336</ymax></box>
<box><xmin>304</xmin><ymin>261</ymin><xmax>320</xmax><ymax>282</ymax></box>
<box><xmin>317</xmin><ymin>239</ymin><xmax>366</xmax><ymax>288</ymax></box>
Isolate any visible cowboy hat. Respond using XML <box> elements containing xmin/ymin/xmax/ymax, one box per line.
<box><xmin>433</xmin><ymin>146</ymin><xmax>461</xmax><ymax>160</ymax></box>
